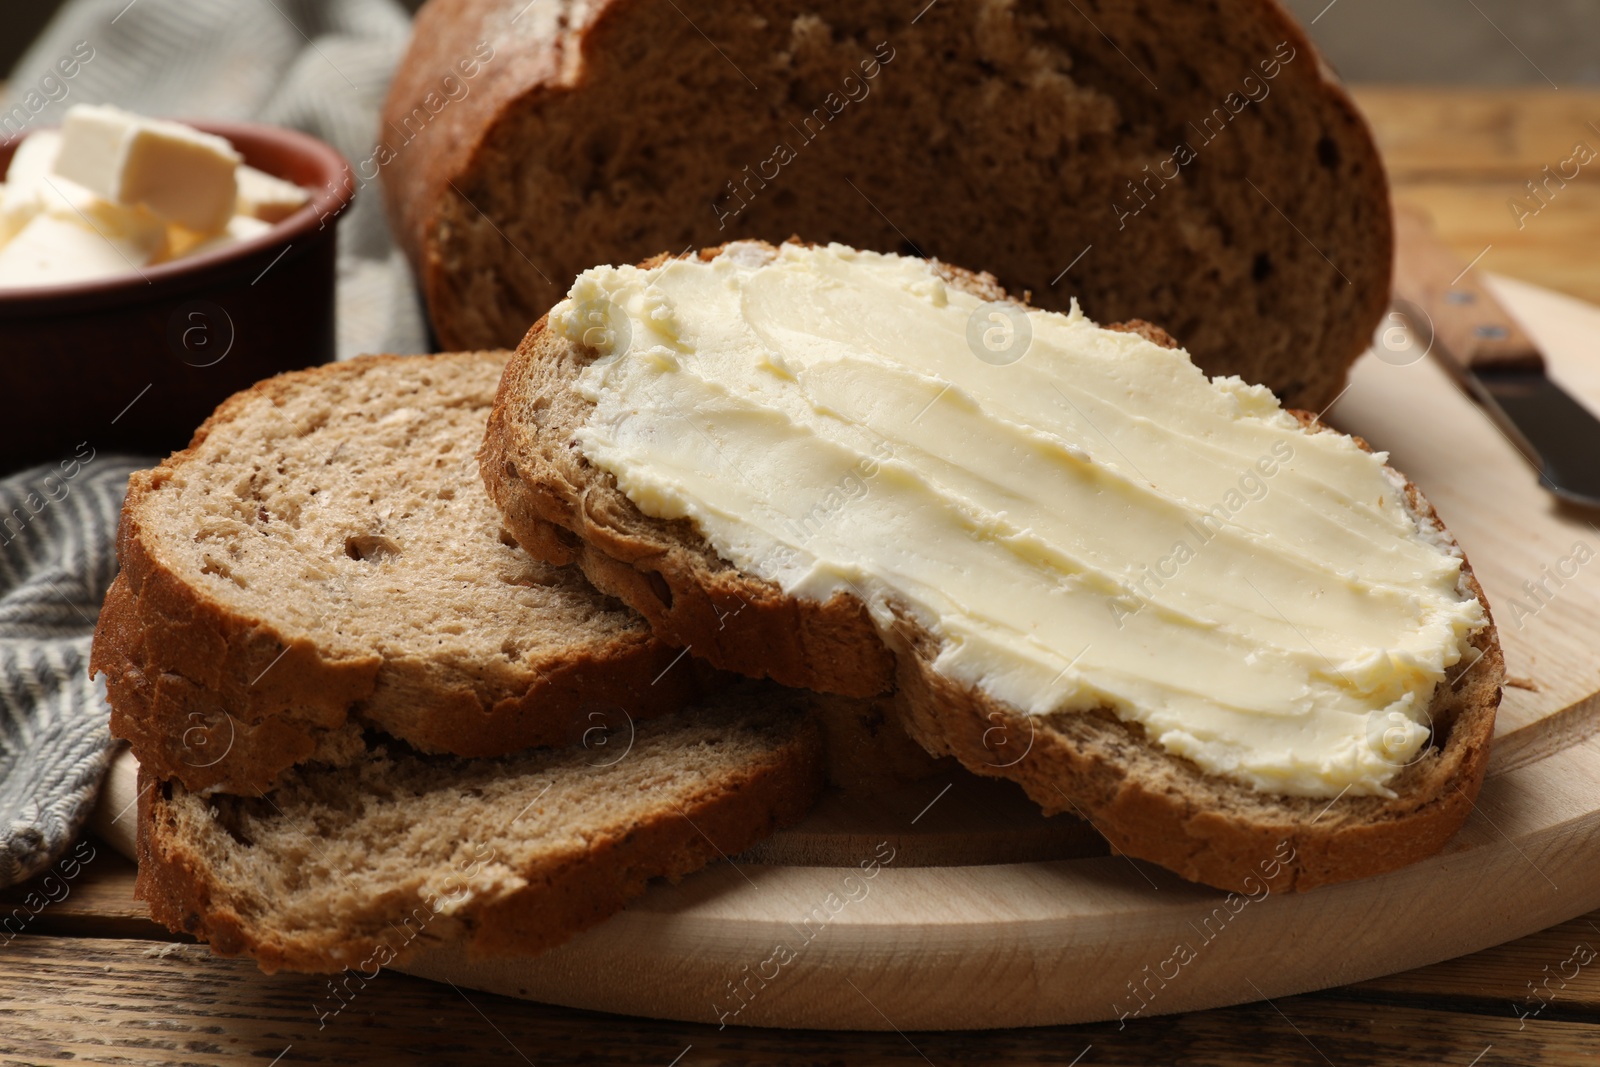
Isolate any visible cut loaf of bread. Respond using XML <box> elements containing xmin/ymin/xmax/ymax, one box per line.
<box><xmin>136</xmin><ymin>683</ymin><xmax>824</xmax><ymax>973</ymax></box>
<box><xmin>92</xmin><ymin>351</ymin><xmax>696</xmax><ymax>796</ymax></box>
<box><xmin>480</xmin><ymin>243</ymin><xmax>1504</xmax><ymax>893</ymax></box>
<box><xmin>384</xmin><ymin>0</ymin><xmax>1388</xmax><ymax>412</ymax></box>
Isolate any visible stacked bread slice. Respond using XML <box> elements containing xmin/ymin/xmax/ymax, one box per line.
<box><xmin>101</xmin><ymin>242</ymin><xmax>1503</xmax><ymax>976</ymax></box>
<box><xmin>140</xmin><ymin>688</ymin><xmax>821</xmax><ymax>972</ymax></box>
<box><xmin>93</xmin><ymin>352</ymin><xmax>829</xmax><ymax>973</ymax></box>
<box><xmin>95</xmin><ymin>351</ymin><xmax>706</xmax><ymax>796</ymax></box>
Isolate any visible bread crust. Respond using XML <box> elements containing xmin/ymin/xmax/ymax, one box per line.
<box><xmin>92</xmin><ymin>352</ymin><xmax>698</xmax><ymax>796</ymax></box>
<box><xmin>135</xmin><ymin>694</ymin><xmax>826</xmax><ymax>973</ymax></box>
<box><xmin>383</xmin><ymin>0</ymin><xmax>1390</xmax><ymax>413</ymax></box>
<box><xmin>480</xmin><ymin>242</ymin><xmax>1504</xmax><ymax>893</ymax></box>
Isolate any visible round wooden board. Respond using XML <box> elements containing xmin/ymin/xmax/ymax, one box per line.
<box><xmin>94</xmin><ymin>276</ymin><xmax>1600</xmax><ymax>1031</ymax></box>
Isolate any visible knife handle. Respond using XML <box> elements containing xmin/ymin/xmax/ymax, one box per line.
<box><xmin>1392</xmin><ymin>204</ymin><xmax>1543</xmax><ymax>374</ymax></box>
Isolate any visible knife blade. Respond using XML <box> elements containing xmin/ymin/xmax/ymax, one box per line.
<box><xmin>1391</xmin><ymin>205</ymin><xmax>1600</xmax><ymax>508</ymax></box>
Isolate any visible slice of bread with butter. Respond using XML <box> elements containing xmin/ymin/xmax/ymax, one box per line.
<box><xmin>481</xmin><ymin>240</ymin><xmax>1504</xmax><ymax>893</ymax></box>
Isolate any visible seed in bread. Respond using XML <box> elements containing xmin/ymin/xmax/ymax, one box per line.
<box><xmin>480</xmin><ymin>241</ymin><xmax>1504</xmax><ymax>892</ymax></box>
<box><xmin>92</xmin><ymin>351</ymin><xmax>698</xmax><ymax>796</ymax></box>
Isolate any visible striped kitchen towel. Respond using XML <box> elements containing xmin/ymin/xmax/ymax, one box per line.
<box><xmin>0</xmin><ymin>456</ymin><xmax>144</xmax><ymax>887</ymax></box>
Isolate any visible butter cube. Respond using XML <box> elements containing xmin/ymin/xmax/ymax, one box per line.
<box><xmin>53</xmin><ymin>104</ymin><xmax>240</xmax><ymax>234</ymax></box>
<box><xmin>36</xmin><ymin>172</ymin><xmax>170</xmax><ymax>260</ymax></box>
<box><xmin>168</xmin><ymin>214</ymin><xmax>272</xmax><ymax>261</ymax></box>
<box><xmin>0</xmin><ymin>183</ymin><xmax>20</xmax><ymax>247</ymax></box>
<box><xmin>0</xmin><ymin>130</ymin><xmax>61</xmax><ymax>244</ymax></box>
<box><xmin>235</xmin><ymin>164</ymin><xmax>309</xmax><ymax>223</ymax></box>
<box><xmin>3</xmin><ymin>130</ymin><xmax>61</xmax><ymax>190</ymax></box>
<box><xmin>0</xmin><ymin>211</ymin><xmax>167</xmax><ymax>289</ymax></box>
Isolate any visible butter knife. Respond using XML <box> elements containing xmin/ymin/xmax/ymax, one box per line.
<box><xmin>1391</xmin><ymin>205</ymin><xmax>1600</xmax><ymax>508</ymax></box>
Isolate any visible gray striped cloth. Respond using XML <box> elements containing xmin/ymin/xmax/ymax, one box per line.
<box><xmin>0</xmin><ymin>0</ymin><xmax>429</xmax><ymax>887</ymax></box>
<box><xmin>0</xmin><ymin>458</ymin><xmax>144</xmax><ymax>886</ymax></box>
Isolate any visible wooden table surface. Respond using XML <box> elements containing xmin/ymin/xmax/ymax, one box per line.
<box><xmin>6</xmin><ymin>87</ymin><xmax>1600</xmax><ymax>1067</ymax></box>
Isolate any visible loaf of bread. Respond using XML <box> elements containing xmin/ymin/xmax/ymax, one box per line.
<box><xmin>92</xmin><ymin>351</ymin><xmax>697</xmax><ymax>795</ymax></box>
<box><xmin>480</xmin><ymin>241</ymin><xmax>1503</xmax><ymax>893</ymax></box>
<box><xmin>137</xmin><ymin>683</ymin><xmax>824</xmax><ymax>973</ymax></box>
<box><xmin>383</xmin><ymin>0</ymin><xmax>1388</xmax><ymax>411</ymax></box>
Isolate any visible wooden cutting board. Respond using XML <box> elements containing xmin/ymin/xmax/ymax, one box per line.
<box><xmin>93</xmin><ymin>275</ymin><xmax>1600</xmax><ymax>1031</ymax></box>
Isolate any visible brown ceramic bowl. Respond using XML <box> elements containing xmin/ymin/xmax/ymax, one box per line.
<box><xmin>0</xmin><ymin>120</ymin><xmax>354</xmax><ymax>473</ymax></box>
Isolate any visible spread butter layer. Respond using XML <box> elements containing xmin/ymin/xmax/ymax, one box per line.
<box><xmin>556</xmin><ymin>242</ymin><xmax>1486</xmax><ymax>798</ymax></box>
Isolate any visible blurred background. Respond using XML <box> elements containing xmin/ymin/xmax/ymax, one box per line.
<box><xmin>3</xmin><ymin>0</ymin><xmax>1596</xmax><ymax>321</ymax></box>
<box><xmin>1</xmin><ymin>1</ymin><xmax>438</xmax><ymax>79</ymax></box>
<box><xmin>5</xmin><ymin>0</ymin><xmax>1600</xmax><ymax>85</ymax></box>
<box><xmin>1280</xmin><ymin>0</ymin><xmax>1600</xmax><ymax>85</ymax></box>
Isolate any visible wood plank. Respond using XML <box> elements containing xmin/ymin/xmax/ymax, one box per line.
<box><xmin>15</xmin><ymin>855</ymin><xmax>1600</xmax><ymax>1055</ymax></box>
<box><xmin>1389</xmin><ymin>183</ymin><xmax>1600</xmax><ymax>310</ymax></box>
<box><xmin>1351</xmin><ymin>87</ymin><xmax>1600</xmax><ymax>307</ymax></box>
<box><xmin>52</xmin><ymin>842</ymin><xmax>1600</xmax><ymax>1011</ymax></box>
<box><xmin>1352</xmin><ymin>87</ymin><xmax>1600</xmax><ymax>182</ymax></box>
<box><xmin>1354</xmin><ymin>911</ymin><xmax>1600</xmax><ymax>1017</ymax></box>
<box><xmin>0</xmin><ymin>841</ymin><xmax>175</xmax><ymax>944</ymax></box>
<box><xmin>5</xmin><ymin>933</ymin><xmax>1600</xmax><ymax>1067</ymax></box>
